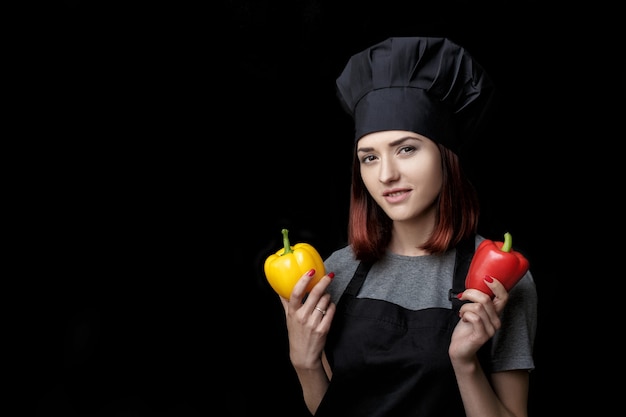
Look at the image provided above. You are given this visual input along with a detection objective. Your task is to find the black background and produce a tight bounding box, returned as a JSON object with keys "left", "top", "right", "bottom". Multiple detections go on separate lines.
{"left": 23, "top": 1, "right": 624, "bottom": 416}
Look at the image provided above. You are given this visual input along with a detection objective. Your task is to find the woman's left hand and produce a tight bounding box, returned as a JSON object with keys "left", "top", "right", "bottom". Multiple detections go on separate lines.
{"left": 449, "top": 275, "right": 509, "bottom": 362}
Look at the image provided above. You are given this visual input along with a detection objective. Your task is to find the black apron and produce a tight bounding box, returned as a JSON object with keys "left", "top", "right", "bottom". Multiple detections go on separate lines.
{"left": 316, "top": 238, "right": 491, "bottom": 417}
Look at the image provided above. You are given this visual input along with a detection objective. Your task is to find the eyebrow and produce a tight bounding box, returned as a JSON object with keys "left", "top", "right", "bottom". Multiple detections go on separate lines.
{"left": 357, "top": 135, "right": 421, "bottom": 153}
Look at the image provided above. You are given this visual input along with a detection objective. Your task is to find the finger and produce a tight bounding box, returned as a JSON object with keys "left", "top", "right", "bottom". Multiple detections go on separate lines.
{"left": 289, "top": 268, "right": 318, "bottom": 304}
{"left": 484, "top": 276, "right": 509, "bottom": 315}
{"left": 459, "top": 304, "right": 498, "bottom": 336}
{"left": 460, "top": 291, "right": 500, "bottom": 326}
{"left": 462, "top": 280, "right": 502, "bottom": 324}
{"left": 311, "top": 293, "right": 332, "bottom": 316}
{"left": 324, "top": 302, "right": 336, "bottom": 319}
{"left": 458, "top": 287, "right": 492, "bottom": 304}
{"left": 314, "top": 292, "right": 332, "bottom": 309}
{"left": 314, "top": 300, "right": 336, "bottom": 329}
{"left": 313, "top": 305, "right": 328, "bottom": 317}
{"left": 306, "top": 272, "right": 335, "bottom": 300}
{"left": 304, "top": 276, "right": 335, "bottom": 318}
{"left": 463, "top": 293, "right": 500, "bottom": 330}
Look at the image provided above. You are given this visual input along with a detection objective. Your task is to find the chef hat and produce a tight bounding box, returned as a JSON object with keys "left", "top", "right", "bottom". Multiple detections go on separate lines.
{"left": 336, "top": 37, "right": 496, "bottom": 152}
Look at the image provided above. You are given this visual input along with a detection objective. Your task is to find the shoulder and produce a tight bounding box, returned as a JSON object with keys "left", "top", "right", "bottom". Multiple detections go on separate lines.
{"left": 323, "top": 245, "right": 360, "bottom": 304}
{"left": 324, "top": 245, "right": 360, "bottom": 281}
{"left": 493, "top": 269, "right": 538, "bottom": 371}
{"left": 475, "top": 233, "right": 487, "bottom": 246}
{"left": 324, "top": 245, "right": 358, "bottom": 268}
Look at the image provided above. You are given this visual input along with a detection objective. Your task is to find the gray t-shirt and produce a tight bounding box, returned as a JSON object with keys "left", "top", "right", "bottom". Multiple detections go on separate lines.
{"left": 324, "top": 235, "right": 537, "bottom": 373}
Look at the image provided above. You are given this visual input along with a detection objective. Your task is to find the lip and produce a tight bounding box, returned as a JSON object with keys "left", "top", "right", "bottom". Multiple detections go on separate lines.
{"left": 382, "top": 188, "right": 411, "bottom": 204}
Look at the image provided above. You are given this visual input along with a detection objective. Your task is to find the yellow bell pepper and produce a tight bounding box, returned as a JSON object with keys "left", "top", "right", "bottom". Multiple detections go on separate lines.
{"left": 264, "top": 228, "right": 326, "bottom": 299}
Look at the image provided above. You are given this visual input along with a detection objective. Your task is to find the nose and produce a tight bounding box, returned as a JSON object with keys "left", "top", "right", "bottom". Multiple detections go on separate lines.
{"left": 379, "top": 158, "right": 399, "bottom": 184}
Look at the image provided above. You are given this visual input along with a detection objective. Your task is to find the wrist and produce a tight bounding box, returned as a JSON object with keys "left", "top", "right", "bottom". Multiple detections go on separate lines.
{"left": 450, "top": 356, "right": 480, "bottom": 375}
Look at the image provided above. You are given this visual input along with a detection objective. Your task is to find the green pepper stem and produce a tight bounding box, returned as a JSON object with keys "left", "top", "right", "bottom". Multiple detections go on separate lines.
{"left": 281, "top": 228, "right": 293, "bottom": 255}
{"left": 501, "top": 232, "right": 513, "bottom": 252}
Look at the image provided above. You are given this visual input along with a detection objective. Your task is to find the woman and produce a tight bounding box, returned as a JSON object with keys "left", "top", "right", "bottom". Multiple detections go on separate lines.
{"left": 280, "top": 37, "right": 537, "bottom": 417}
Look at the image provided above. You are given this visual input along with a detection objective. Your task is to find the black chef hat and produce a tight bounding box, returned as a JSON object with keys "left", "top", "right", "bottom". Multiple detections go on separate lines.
{"left": 336, "top": 37, "right": 495, "bottom": 153}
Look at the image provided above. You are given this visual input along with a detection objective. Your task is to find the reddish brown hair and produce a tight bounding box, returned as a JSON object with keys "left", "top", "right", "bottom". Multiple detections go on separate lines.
{"left": 348, "top": 144, "right": 479, "bottom": 263}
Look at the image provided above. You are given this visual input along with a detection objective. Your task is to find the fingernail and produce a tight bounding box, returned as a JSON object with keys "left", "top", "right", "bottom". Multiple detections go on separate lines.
{"left": 328, "top": 272, "right": 335, "bottom": 279}
{"left": 307, "top": 269, "right": 316, "bottom": 277}
{"left": 484, "top": 275, "right": 494, "bottom": 283}
{"left": 456, "top": 292, "right": 463, "bottom": 299}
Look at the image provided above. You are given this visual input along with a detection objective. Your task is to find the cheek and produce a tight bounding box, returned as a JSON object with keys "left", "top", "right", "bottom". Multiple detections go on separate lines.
{"left": 410, "top": 159, "right": 441, "bottom": 180}
{"left": 359, "top": 166, "right": 376, "bottom": 185}
{"left": 410, "top": 162, "right": 443, "bottom": 194}
{"left": 429, "top": 164, "right": 443, "bottom": 190}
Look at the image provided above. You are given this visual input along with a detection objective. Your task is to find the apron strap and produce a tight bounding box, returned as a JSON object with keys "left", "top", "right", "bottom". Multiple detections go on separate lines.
{"left": 343, "top": 260, "right": 372, "bottom": 297}
{"left": 448, "top": 236, "right": 476, "bottom": 309}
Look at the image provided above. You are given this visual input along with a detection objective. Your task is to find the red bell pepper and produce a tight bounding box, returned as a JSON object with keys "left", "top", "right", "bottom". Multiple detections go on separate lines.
{"left": 465, "top": 232, "right": 529, "bottom": 298}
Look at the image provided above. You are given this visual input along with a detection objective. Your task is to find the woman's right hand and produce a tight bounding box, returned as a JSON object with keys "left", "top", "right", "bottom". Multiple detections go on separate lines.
{"left": 280, "top": 269, "right": 335, "bottom": 370}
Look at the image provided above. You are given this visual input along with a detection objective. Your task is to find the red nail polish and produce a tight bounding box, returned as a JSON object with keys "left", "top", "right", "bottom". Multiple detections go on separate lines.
{"left": 307, "top": 269, "right": 316, "bottom": 277}
{"left": 456, "top": 292, "right": 463, "bottom": 299}
{"left": 328, "top": 272, "right": 335, "bottom": 279}
{"left": 484, "top": 275, "right": 494, "bottom": 283}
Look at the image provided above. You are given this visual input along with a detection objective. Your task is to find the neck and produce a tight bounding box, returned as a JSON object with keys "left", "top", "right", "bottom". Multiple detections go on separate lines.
{"left": 387, "top": 219, "right": 434, "bottom": 256}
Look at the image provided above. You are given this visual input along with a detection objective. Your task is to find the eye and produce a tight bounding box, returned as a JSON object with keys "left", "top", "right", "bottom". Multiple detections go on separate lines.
{"left": 360, "top": 154, "right": 378, "bottom": 164}
{"left": 398, "top": 145, "right": 416, "bottom": 155}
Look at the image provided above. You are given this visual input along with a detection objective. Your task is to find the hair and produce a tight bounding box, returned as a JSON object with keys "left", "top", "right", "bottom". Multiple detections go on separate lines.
{"left": 348, "top": 143, "right": 480, "bottom": 263}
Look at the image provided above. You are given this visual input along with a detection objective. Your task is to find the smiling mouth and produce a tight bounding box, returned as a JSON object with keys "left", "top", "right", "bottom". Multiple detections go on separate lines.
{"left": 384, "top": 190, "right": 409, "bottom": 197}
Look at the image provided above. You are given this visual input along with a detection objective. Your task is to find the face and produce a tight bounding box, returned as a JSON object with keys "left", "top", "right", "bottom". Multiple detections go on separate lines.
{"left": 357, "top": 130, "right": 443, "bottom": 223}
